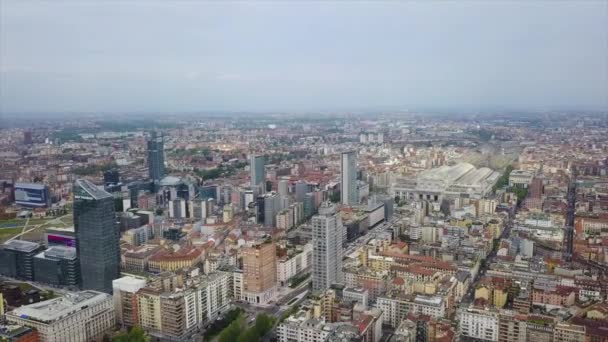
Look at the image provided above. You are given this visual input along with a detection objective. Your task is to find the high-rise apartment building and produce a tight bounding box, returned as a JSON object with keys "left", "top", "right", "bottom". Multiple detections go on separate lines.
{"left": 250, "top": 155, "right": 266, "bottom": 189}
{"left": 242, "top": 239, "right": 277, "bottom": 304}
{"left": 147, "top": 131, "right": 165, "bottom": 182}
{"left": 112, "top": 276, "right": 147, "bottom": 328}
{"left": 341, "top": 151, "right": 357, "bottom": 205}
{"left": 74, "top": 179, "right": 120, "bottom": 293}
{"left": 312, "top": 202, "right": 343, "bottom": 292}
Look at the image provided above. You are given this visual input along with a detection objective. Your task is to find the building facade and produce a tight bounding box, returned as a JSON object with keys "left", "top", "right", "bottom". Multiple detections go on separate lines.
{"left": 341, "top": 151, "right": 357, "bottom": 205}
{"left": 312, "top": 203, "right": 344, "bottom": 292}
{"left": 6, "top": 291, "right": 114, "bottom": 342}
{"left": 73, "top": 179, "right": 120, "bottom": 293}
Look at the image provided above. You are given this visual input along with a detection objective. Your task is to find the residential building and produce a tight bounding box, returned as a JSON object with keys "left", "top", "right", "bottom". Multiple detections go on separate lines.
{"left": 242, "top": 239, "right": 277, "bottom": 304}
{"left": 460, "top": 307, "right": 499, "bottom": 342}
{"left": 312, "top": 203, "right": 344, "bottom": 292}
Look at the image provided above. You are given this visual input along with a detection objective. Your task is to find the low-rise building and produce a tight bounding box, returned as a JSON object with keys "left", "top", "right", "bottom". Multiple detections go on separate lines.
{"left": 6, "top": 291, "right": 114, "bottom": 342}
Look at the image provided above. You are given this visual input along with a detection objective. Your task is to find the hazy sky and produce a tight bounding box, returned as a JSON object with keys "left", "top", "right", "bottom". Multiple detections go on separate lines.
{"left": 1, "top": 1, "right": 607, "bottom": 114}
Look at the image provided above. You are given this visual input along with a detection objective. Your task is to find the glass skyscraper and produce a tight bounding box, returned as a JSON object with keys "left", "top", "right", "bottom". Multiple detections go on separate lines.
{"left": 73, "top": 179, "right": 120, "bottom": 293}
{"left": 341, "top": 151, "right": 357, "bottom": 205}
{"left": 250, "top": 155, "right": 266, "bottom": 188}
{"left": 147, "top": 131, "right": 165, "bottom": 182}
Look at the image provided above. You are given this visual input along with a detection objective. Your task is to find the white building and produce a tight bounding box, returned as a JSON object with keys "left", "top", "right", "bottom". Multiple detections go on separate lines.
{"left": 392, "top": 162, "right": 500, "bottom": 202}
{"left": 113, "top": 276, "right": 147, "bottom": 327}
{"left": 375, "top": 295, "right": 412, "bottom": 328}
{"left": 312, "top": 203, "right": 344, "bottom": 292}
{"left": 6, "top": 291, "right": 114, "bottom": 342}
{"left": 509, "top": 170, "right": 534, "bottom": 188}
{"left": 412, "top": 295, "right": 445, "bottom": 318}
{"left": 197, "top": 271, "right": 232, "bottom": 323}
{"left": 459, "top": 307, "right": 499, "bottom": 342}
{"left": 343, "top": 287, "right": 369, "bottom": 309}
{"left": 277, "top": 312, "right": 332, "bottom": 342}
{"left": 277, "top": 243, "right": 313, "bottom": 286}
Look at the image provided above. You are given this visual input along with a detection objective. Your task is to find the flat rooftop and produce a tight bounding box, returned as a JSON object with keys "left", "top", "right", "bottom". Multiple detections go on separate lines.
{"left": 9, "top": 290, "right": 110, "bottom": 324}
{"left": 35, "top": 246, "right": 77, "bottom": 260}
{"left": 3, "top": 240, "right": 40, "bottom": 253}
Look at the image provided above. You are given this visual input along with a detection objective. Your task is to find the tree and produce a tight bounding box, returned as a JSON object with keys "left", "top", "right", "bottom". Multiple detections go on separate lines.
{"left": 219, "top": 317, "right": 243, "bottom": 342}
{"left": 254, "top": 314, "right": 275, "bottom": 336}
{"left": 112, "top": 327, "right": 149, "bottom": 342}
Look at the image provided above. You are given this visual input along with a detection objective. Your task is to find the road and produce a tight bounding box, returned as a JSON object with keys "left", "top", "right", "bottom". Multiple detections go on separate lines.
{"left": 461, "top": 210, "right": 514, "bottom": 304}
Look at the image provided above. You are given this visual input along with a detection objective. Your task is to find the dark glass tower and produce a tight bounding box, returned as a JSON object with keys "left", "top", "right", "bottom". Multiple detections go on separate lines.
{"left": 147, "top": 131, "right": 165, "bottom": 182}
{"left": 73, "top": 179, "right": 119, "bottom": 293}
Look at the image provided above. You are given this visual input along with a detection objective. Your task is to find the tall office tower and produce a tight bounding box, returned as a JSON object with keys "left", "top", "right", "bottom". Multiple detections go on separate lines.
{"left": 312, "top": 203, "right": 343, "bottom": 292}
{"left": 73, "top": 179, "right": 120, "bottom": 293}
{"left": 250, "top": 155, "right": 266, "bottom": 189}
{"left": 242, "top": 239, "right": 277, "bottom": 304}
{"left": 23, "top": 131, "right": 33, "bottom": 145}
{"left": 341, "top": 151, "right": 357, "bottom": 205}
{"left": 147, "top": 131, "right": 165, "bottom": 182}
{"left": 295, "top": 181, "right": 308, "bottom": 203}
{"left": 263, "top": 193, "right": 280, "bottom": 228}
{"left": 278, "top": 179, "right": 289, "bottom": 197}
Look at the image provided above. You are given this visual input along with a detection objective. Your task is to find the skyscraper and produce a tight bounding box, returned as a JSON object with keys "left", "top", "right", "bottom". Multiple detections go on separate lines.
{"left": 242, "top": 239, "right": 277, "bottom": 304}
{"left": 147, "top": 131, "right": 165, "bottom": 182}
{"left": 312, "top": 202, "right": 343, "bottom": 292}
{"left": 73, "top": 179, "right": 120, "bottom": 293}
{"left": 341, "top": 151, "right": 357, "bottom": 205}
{"left": 250, "top": 155, "right": 266, "bottom": 189}
{"left": 278, "top": 179, "right": 289, "bottom": 197}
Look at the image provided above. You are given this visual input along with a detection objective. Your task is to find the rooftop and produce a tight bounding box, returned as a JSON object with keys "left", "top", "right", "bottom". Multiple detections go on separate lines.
{"left": 15, "top": 183, "right": 47, "bottom": 190}
{"left": 8, "top": 290, "right": 110, "bottom": 324}
{"left": 35, "top": 246, "right": 77, "bottom": 260}
{"left": 74, "top": 179, "right": 112, "bottom": 200}
{"left": 3, "top": 240, "right": 40, "bottom": 253}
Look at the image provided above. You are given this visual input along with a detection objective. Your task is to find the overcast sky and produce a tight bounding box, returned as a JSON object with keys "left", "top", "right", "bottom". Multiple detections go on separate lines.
{"left": 1, "top": 1, "right": 607, "bottom": 114}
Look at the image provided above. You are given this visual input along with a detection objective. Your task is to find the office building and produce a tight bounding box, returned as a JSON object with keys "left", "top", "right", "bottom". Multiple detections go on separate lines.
{"left": 341, "top": 151, "right": 357, "bottom": 205}
{"left": 0, "top": 240, "right": 42, "bottom": 281}
{"left": 312, "top": 202, "right": 344, "bottom": 292}
{"left": 295, "top": 181, "right": 309, "bottom": 203}
{"left": 278, "top": 179, "right": 289, "bottom": 197}
{"left": 73, "top": 179, "right": 120, "bottom": 293}
{"left": 250, "top": 155, "right": 266, "bottom": 189}
{"left": 14, "top": 183, "right": 51, "bottom": 208}
{"left": 103, "top": 169, "right": 120, "bottom": 186}
{"left": 242, "top": 239, "right": 277, "bottom": 304}
{"left": 147, "top": 131, "right": 165, "bottom": 182}
{"left": 6, "top": 290, "right": 114, "bottom": 342}
{"left": 33, "top": 246, "right": 80, "bottom": 286}
{"left": 23, "top": 130, "right": 33, "bottom": 145}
